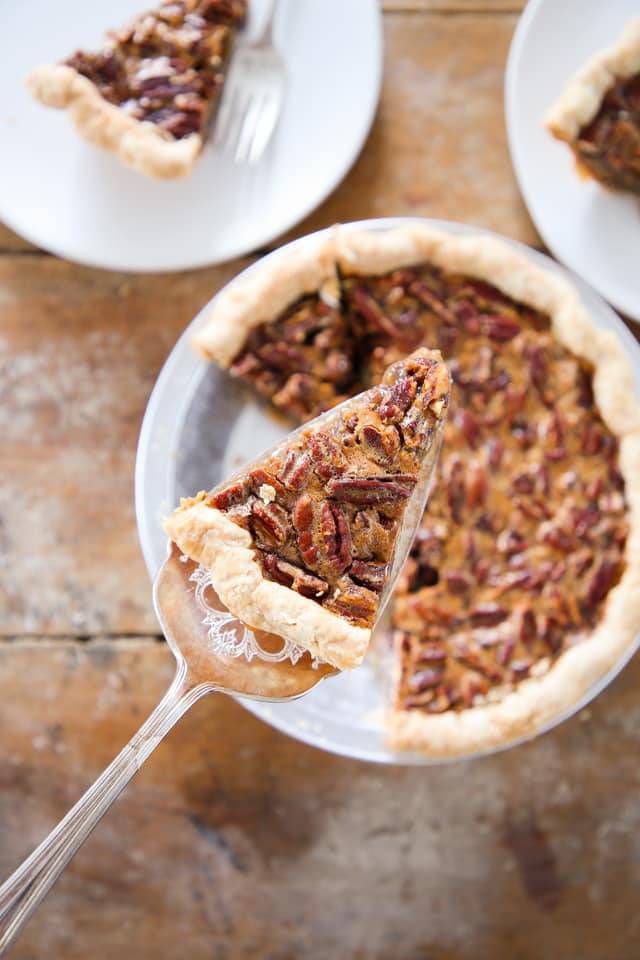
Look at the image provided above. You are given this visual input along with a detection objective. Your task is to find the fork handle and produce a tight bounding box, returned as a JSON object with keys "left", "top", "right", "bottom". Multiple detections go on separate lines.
{"left": 0, "top": 665, "right": 209, "bottom": 955}
{"left": 255, "top": 0, "right": 278, "bottom": 44}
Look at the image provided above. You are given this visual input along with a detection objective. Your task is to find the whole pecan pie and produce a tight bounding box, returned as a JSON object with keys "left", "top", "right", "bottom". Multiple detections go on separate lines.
{"left": 545, "top": 17, "right": 640, "bottom": 195}
{"left": 191, "top": 223, "right": 640, "bottom": 756}
{"left": 164, "top": 348, "right": 450, "bottom": 671}
{"left": 26, "top": 0, "right": 247, "bottom": 178}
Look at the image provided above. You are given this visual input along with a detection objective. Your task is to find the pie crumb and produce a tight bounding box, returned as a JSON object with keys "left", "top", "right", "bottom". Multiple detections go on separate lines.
{"left": 259, "top": 483, "right": 276, "bottom": 504}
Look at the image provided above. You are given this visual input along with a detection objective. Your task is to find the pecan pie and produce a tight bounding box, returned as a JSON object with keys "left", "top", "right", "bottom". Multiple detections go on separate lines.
{"left": 26, "top": 0, "right": 247, "bottom": 178}
{"left": 164, "top": 348, "right": 450, "bottom": 671}
{"left": 545, "top": 18, "right": 640, "bottom": 195}
{"left": 192, "top": 223, "right": 640, "bottom": 756}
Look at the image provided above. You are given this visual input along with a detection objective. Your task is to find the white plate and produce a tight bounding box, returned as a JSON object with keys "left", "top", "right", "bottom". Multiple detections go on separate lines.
{"left": 135, "top": 217, "right": 640, "bottom": 765}
{"left": 0, "top": 0, "right": 382, "bottom": 272}
{"left": 505, "top": 0, "right": 640, "bottom": 321}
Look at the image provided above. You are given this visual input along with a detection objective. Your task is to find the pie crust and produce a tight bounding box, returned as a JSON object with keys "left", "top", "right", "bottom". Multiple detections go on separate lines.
{"left": 194, "top": 231, "right": 341, "bottom": 365}
{"left": 26, "top": 0, "right": 246, "bottom": 179}
{"left": 164, "top": 347, "right": 450, "bottom": 672}
{"left": 164, "top": 492, "right": 370, "bottom": 670}
{"left": 27, "top": 64, "right": 201, "bottom": 179}
{"left": 193, "top": 223, "right": 640, "bottom": 756}
{"left": 545, "top": 17, "right": 640, "bottom": 143}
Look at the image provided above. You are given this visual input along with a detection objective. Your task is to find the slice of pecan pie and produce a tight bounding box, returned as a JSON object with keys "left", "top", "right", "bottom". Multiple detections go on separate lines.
{"left": 192, "top": 223, "right": 640, "bottom": 756}
{"left": 545, "top": 17, "right": 640, "bottom": 195}
{"left": 26, "top": 0, "right": 247, "bottom": 178}
{"left": 164, "top": 348, "right": 450, "bottom": 671}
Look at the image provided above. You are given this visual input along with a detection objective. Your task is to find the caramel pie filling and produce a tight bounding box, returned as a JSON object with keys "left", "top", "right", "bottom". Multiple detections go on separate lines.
{"left": 65, "top": 0, "right": 247, "bottom": 141}
{"left": 228, "top": 264, "right": 628, "bottom": 712}
{"left": 208, "top": 351, "right": 450, "bottom": 629}
{"left": 576, "top": 73, "right": 640, "bottom": 194}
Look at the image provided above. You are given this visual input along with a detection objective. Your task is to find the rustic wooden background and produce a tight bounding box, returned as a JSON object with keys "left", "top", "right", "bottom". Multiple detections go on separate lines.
{"left": 3, "top": 1, "right": 640, "bottom": 958}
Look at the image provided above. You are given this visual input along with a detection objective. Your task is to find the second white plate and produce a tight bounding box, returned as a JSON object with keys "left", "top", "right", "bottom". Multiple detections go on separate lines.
{"left": 0, "top": 0, "right": 382, "bottom": 272}
{"left": 505, "top": 0, "right": 640, "bottom": 321}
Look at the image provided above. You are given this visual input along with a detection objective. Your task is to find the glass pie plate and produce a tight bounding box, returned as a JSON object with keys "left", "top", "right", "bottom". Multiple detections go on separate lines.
{"left": 135, "top": 217, "right": 640, "bottom": 764}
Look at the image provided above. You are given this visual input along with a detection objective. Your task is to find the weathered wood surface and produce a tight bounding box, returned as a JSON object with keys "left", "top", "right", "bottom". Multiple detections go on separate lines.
{"left": 1, "top": 641, "right": 640, "bottom": 960}
{"left": 1, "top": 4, "right": 639, "bottom": 959}
{"left": 0, "top": 223, "right": 35, "bottom": 253}
{"left": 284, "top": 13, "right": 538, "bottom": 249}
{"left": 0, "top": 256, "right": 252, "bottom": 636}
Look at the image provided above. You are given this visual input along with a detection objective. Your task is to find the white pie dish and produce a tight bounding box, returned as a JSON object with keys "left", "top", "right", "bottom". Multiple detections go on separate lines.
{"left": 135, "top": 217, "right": 640, "bottom": 764}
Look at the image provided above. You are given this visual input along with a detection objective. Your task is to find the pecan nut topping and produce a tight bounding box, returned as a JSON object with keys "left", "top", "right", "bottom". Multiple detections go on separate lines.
{"left": 225, "top": 255, "right": 629, "bottom": 715}
{"left": 205, "top": 348, "right": 450, "bottom": 630}
{"left": 63, "top": 0, "right": 247, "bottom": 142}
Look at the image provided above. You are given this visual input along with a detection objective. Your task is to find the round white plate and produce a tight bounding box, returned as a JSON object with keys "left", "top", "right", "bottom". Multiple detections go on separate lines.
{"left": 0, "top": 0, "right": 382, "bottom": 272}
{"left": 135, "top": 218, "right": 640, "bottom": 765}
{"left": 505, "top": 0, "right": 640, "bottom": 321}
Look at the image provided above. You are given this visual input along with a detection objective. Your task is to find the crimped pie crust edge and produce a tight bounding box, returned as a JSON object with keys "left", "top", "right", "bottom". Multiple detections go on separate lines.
{"left": 26, "top": 63, "right": 201, "bottom": 179}
{"left": 544, "top": 17, "right": 640, "bottom": 143}
{"left": 189, "top": 221, "right": 640, "bottom": 756}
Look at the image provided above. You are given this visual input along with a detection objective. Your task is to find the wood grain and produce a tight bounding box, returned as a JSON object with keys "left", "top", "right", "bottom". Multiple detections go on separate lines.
{"left": 0, "top": 222, "right": 36, "bottom": 253}
{"left": 1, "top": 5, "right": 638, "bottom": 959}
{"left": 281, "top": 13, "right": 539, "bottom": 249}
{"left": 0, "top": 256, "right": 251, "bottom": 636}
{"left": 0, "top": 13, "right": 538, "bottom": 636}
{"left": 1, "top": 640, "right": 640, "bottom": 960}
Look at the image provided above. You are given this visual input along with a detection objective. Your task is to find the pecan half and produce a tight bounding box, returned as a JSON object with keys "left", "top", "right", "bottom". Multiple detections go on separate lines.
{"left": 416, "top": 641, "right": 447, "bottom": 662}
{"left": 350, "top": 560, "right": 388, "bottom": 592}
{"left": 208, "top": 480, "right": 247, "bottom": 511}
{"left": 584, "top": 557, "right": 620, "bottom": 609}
{"left": 358, "top": 422, "right": 401, "bottom": 465}
{"left": 326, "top": 476, "right": 417, "bottom": 505}
{"left": 327, "top": 578, "right": 378, "bottom": 624}
{"left": 480, "top": 314, "right": 521, "bottom": 341}
{"left": 456, "top": 408, "right": 482, "bottom": 449}
{"left": 518, "top": 608, "right": 537, "bottom": 646}
{"left": 263, "top": 555, "right": 328, "bottom": 598}
{"left": 469, "top": 604, "right": 509, "bottom": 627}
{"left": 251, "top": 502, "right": 290, "bottom": 547}
{"left": 279, "top": 449, "right": 312, "bottom": 491}
{"left": 444, "top": 569, "right": 473, "bottom": 594}
{"left": 320, "top": 502, "right": 352, "bottom": 573}
{"left": 527, "top": 344, "right": 552, "bottom": 404}
{"left": 408, "top": 668, "right": 444, "bottom": 693}
{"left": 309, "top": 431, "right": 346, "bottom": 481}
{"left": 292, "top": 494, "right": 318, "bottom": 566}
{"left": 459, "top": 671, "right": 489, "bottom": 706}
{"left": 378, "top": 377, "right": 417, "bottom": 422}
{"left": 487, "top": 437, "right": 504, "bottom": 471}
{"left": 444, "top": 457, "right": 466, "bottom": 524}
{"left": 248, "top": 468, "right": 286, "bottom": 500}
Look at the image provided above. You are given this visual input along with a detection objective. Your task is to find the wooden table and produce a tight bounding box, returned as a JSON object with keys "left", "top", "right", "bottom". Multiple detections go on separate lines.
{"left": 2, "top": 2, "right": 640, "bottom": 957}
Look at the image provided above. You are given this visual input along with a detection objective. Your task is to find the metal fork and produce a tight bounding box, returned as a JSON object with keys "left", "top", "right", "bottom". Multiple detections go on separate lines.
{"left": 215, "top": 0, "right": 286, "bottom": 165}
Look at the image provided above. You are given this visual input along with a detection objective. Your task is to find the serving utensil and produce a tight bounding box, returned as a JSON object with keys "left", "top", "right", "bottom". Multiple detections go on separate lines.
{"left": 215, "top": 0, "right": 286, "bottom": 164}
{"left": 0, "top": 386, "right": 447, "bottom": 953}
{"left": 0, "top": 545, "right": 335, "bottom": 953}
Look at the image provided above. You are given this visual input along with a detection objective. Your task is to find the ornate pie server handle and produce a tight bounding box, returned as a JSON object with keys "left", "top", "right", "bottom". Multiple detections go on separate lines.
{"left": 0, "top": 666, "right": 210, "bottom": 955}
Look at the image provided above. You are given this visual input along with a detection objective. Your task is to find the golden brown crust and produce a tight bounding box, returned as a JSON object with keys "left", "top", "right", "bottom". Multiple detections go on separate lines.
{"left": 334, "top": 223, "right": 640, "bottom": 756}
{"left": 26, "top": 63, "right": 201, "bottom": 179}
{"left": 389, "top": 430, "right": 640, "bottom": 756}
{"left": 545, "top": 17, "right": 640, "bottom": 143}
{"left": 163, "top": 493, "right": 370, "bottom": 671}
{"left": 193, "top": 232, "right": 341, "bottom": 366}
{"left": 191, "top": 220, "right": 640, "bottom": 755}
{"left": 335, "top": 224, "right": 640, "bottom": 439}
